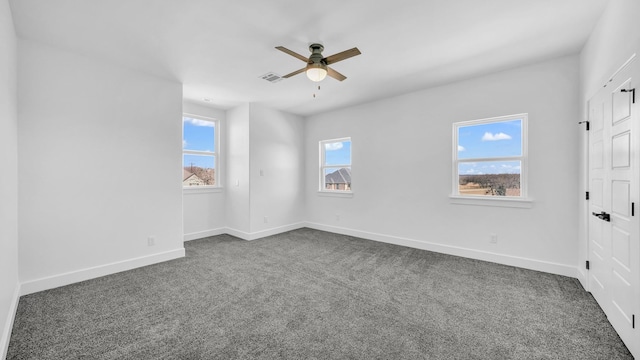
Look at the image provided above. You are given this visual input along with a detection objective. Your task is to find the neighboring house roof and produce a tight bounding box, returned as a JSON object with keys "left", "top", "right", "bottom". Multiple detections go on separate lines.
{"left": 183, "top": 169, "right": 204, "bottom": 183}
{"left": 325, "top": 168, "right": 351, "bottom": 184}
{"left": 183, "top": 169, "right": 194, "bottom": 181}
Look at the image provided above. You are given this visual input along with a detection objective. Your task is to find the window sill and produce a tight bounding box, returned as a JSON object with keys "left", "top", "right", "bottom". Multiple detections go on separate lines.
{"left": 449, "top": 195, "right": 533, "bottom": 208}
{"left": 183, "top": 186, "right": 223, "bottom": 194}
{"left": 317, "top": 191, "right": 354, "bottom": 198}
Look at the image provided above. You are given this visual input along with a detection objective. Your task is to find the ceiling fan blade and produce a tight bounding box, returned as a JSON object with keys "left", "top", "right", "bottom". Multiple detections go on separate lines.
{"left": 327, "top": 67, "right": 347, "bottom": 81}
{"left": 282, "top": 68, "right": 306, "bottom": 78}
{"left": 324, "top": 47, "right": 361, "bottom": 65}
{"left": 275, "top": 46, "right": 309, "bottom": 62}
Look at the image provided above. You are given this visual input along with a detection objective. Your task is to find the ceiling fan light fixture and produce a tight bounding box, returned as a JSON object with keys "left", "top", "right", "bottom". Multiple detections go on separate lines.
{"left": 276, "top": 44, "right": 359, "bottom": 82}
{"left": 306, "top": 63, "right": 327, "bottom": 82}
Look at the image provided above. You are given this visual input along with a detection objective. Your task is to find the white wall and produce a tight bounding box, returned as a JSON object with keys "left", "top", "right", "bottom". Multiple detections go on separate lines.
{"left": 305, "top": 55, "right": 580, "bottom": 276}
{"left": 182, "top": 101, "right": 227, "bottom": 240}
{"left": 0, "top": 0, "right": 19, "bottom": 357}
{"left": 225, "top": 103, "right": 251, "bottom": 234}
{"left": 17, "top": 39, "right": 185, "bottom": 294}
{"left": 248, "top": 103, "right": 305, "bottom": 235}
{"left": 580, "top": 0, "right": 640, "bottom": 100}
{"left": 223, "top": 103, "right": 305, "bottom": 239}
{"left": 577, "top": 0, "right": 640, "bottom": 287}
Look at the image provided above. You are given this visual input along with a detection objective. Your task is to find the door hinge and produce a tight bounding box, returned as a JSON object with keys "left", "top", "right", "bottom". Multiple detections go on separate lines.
{"left": 586, "top": 192, "right": 590, "bottom": 200}
{"left": 578, "top": 121, "right": 590, "bottom": 130}
{"left": 621, "top": 88, "right": 635, "bottom": 104}
{"left": 632, "top": 202, "right": 635, "bottom": 216}
{"left": 586, "top": 260, "right": 590, "bottom": 270}
{"left": 633, "top": 314, "right": 635, "bottom": 329}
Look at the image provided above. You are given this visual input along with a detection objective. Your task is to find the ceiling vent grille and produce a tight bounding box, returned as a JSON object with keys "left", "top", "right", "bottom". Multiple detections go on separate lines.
{"left": 260, "top": 72, "right": 283, "bottom": 83}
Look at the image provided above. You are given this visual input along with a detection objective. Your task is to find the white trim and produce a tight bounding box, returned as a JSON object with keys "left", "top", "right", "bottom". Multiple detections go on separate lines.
{"left": 183, "top": 112, "right": 217, "bottom": 122}
{"left": 223, "top": 227, "right": 252, "bottom": 240}
{"left": 303, "top": 222, "right": 577, "bottom": 278}
{"left": 184, "top": 228, "right": 226, "bottom": 241}
{"left": 19, "top": 248, "right": 185, "bottom": 296}
{"left": 225, "top": 223, "right": 306, "bottom": 241}
{"left": 602, "top": 53, "right": 637, "bottom": 88}
{"left": 245, "top": 223, "right": 306, "bottom": 240}
{"left": 317, "top": 191, "right": 354, "bottom": 198}
{"left": 1, "top": 282, "right": 20, "bottom": 360}
{"left": 183, "top": 186, "right": 224, "bottom": 194}
{"left": 183, "top": 149, "right": 215, "bottom": 156}
{"left": 449, "top": 195, "right": 533, "bottom": 208}
{"left": 454, "top": 113, "right": 528, "bottom": 127}
{"left": 576, "top": 266, "right": 588, "bottom": 291}
{"left": 186, "top": 222, "right": 577, "bottom": 277}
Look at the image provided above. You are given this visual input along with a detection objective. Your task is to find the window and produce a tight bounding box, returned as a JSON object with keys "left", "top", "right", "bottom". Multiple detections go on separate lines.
{"left": 183, "top": 115, "right": 218, "bottom": 188}
{"left": 453, "top": 114, "right": 527, "bottom": 198}
{"left": 320, "top": 138, "right": 352, "bottom": 192}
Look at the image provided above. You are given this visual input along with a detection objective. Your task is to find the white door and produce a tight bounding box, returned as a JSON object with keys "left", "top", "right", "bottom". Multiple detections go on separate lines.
{"left": 588, "top": 56, "right": 640, "bottom": 357}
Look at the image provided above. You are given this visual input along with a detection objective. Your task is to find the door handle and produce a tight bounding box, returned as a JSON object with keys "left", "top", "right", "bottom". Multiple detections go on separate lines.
{"left": 592, "top": 211, "right": 611, "bottom": 222}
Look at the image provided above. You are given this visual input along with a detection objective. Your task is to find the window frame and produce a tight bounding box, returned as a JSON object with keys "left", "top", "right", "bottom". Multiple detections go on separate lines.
{"left": 182, "top": 113, "right": 220, "bottom": 190}
{"left": 319, "top": 137, "right": 352, "bottom": 194}
{"left": 451, "top": 113, "right": 530, "bottom": 207}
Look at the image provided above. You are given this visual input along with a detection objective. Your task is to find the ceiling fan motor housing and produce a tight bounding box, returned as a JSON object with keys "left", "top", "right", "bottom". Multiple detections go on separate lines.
{"left": 308, "top": 43, "right": 325, "bottom": 65}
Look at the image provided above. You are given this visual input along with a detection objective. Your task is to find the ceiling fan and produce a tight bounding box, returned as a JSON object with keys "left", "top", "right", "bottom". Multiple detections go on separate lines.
{"left": 275, "top": 43, "right": 361, "bottom": 82}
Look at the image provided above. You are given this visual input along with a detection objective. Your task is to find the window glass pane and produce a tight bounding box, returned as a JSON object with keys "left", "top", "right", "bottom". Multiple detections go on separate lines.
{"left": 458, "top": 119, "right": 522, "bottom": 159}
{"left": 324, "top": 140, "right": 351, "bottom": 166}
{"left": 183, "top": 154, "right": 215, "bottom": 186}
{"left": 458, "top": 161, "right": 520, "bottom": 196}
{"left": 324, "top": 167, "right": 351, "bottom": 191}
{"left": 183, "top": 117, "right": 215, "bottom": 152}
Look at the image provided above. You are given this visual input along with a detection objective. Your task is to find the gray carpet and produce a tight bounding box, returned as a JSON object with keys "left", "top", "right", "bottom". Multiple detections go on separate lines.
{"left": 7, "top": 228, "right": 633, "bottom": 359}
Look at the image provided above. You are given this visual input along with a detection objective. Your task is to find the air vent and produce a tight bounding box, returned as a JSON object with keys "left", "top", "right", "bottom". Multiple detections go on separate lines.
{"left": 260, "top": 72, "right": 283, "bottom": 83}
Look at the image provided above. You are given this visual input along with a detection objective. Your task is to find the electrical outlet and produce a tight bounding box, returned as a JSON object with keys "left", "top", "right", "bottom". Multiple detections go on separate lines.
{"left": 235, "top": 179, "right": 240, "bottom": 187}
{"left": 147, "top": 236, "right": 156, "bottom": 246}
{"left": 490, "top": 233, "right": 498, "bottom": 244}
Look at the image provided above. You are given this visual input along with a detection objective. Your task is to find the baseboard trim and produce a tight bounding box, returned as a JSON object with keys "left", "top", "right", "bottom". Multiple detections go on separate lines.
{"left": 1, "top": 282, "right": 20, "bottom": 360}
{"left": 304, "top": 222, "right": 578, "bottom": 278}
{"left": 183, "top": 222, "right": 578, "bottom": 277}
{"left": 20, "top": 248, "right": 185, "bottom": 296}
{"left": 225, "top": 223, "right": 306, "bottom": 241}
{"left": 184, "top": 228, "right": 226, "bottom": 242}
{"left": 18, "top": 222, "right": 305, "bottom": 296}
{"left": 242, "top": 223, "right": 306, "bottom": 241}
{"left": 223, "top": 227, "right": 252, "bottom": 240}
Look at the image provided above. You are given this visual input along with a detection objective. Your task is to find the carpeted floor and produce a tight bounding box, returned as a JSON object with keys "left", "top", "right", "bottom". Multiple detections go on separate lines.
{"left": 7, "top": 228, "right": 633, "bottom": 359}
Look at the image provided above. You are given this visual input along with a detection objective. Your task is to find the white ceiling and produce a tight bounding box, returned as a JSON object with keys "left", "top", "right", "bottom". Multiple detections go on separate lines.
{"left": 9, "top": 0, "right": 609, "bottom": 116}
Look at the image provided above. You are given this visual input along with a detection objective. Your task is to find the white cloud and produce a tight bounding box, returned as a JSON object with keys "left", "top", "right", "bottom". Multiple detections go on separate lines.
{"left": 325, "top": 142, "right": 344, "bottom": 151}
{"left": 458, "top": 145, "right": 465, "bottom": 151}
{"left": 463, "top": 168, "right": 483, "bottom": 175}
{"left": 482, "top": 132, "right": 512, "bottom": 141}
{"left": 184, "top": 117, "right": 215, "bottom": 127}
